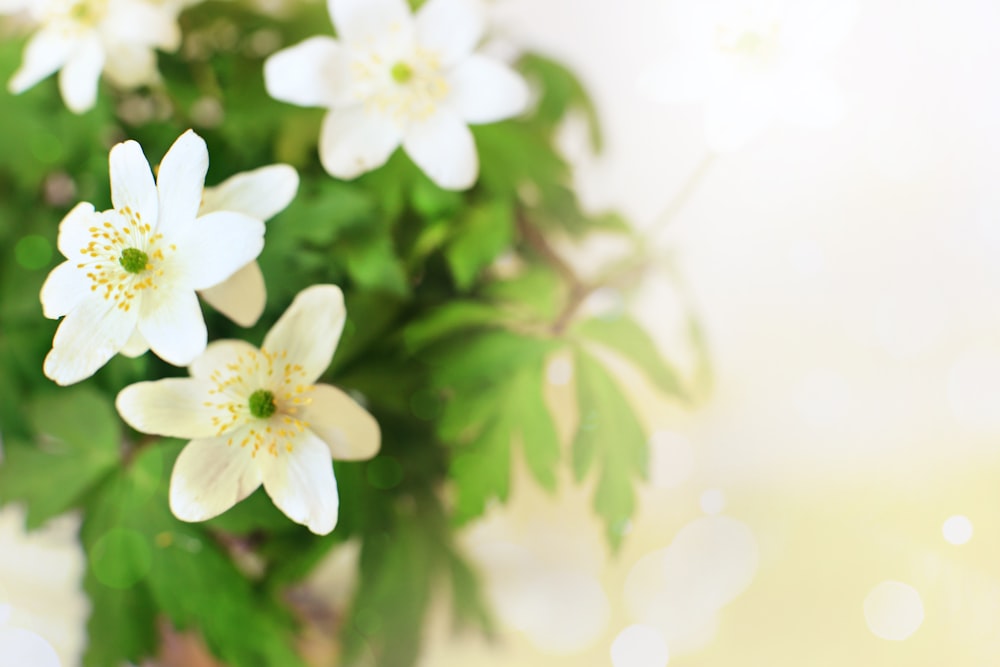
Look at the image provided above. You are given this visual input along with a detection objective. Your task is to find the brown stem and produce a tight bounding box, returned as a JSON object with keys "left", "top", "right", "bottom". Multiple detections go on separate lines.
{"left": 517, "top": 154, "right": 715, "bottom": 335}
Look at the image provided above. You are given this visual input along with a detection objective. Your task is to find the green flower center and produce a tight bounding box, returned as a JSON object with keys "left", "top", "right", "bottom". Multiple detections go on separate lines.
{"left": 248, "top": 389, "right": 277, "bottom": 419}
{"left": 118, "top": 247, "right": 149, "bottom": 274}
{"left": 391, "top": 62, "right": 414, "bottom": 84}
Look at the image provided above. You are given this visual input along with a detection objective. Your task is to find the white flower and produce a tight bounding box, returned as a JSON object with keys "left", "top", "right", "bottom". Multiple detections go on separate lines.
{"left": 115, "top": 164, "right": 300, "bottom": 356}
{"left": 0, "top": 505, "right": 88, "bottom": 667}
{"left": 115, "top": 285, "right": 381, "bottom": 535}
{"left": 4, "top": 0, "right": 184, "bottom": 113}
{"left": 0, "top": 605, "right": 61, "bottom": 667}
{"left": 263, "top": 0, "right": 529, "bottom": 190}
{"left": 39, "top": 130, "right": 266, "bottom": 386}
{"left": 640, "top": 0, "right": 856, "bottom": 152}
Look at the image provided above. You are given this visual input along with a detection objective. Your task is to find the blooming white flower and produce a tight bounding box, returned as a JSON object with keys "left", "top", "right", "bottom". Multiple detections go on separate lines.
{"left": 0, "top": 605, "right": 61, "bottom": 667}
{"left": 263, "top": 0, "right": 529, "bottom": 190}
{"left": 3, "top": 0, "right": 185, "bottom": 113}
{"left": 0, "top": 504, "right": 87, "bottom": 667}
{"left": 115, "top": 284, "right": 381, "bottom": 535}
{"left": 115, "top": 164, "right": 300, "bottom": 358}
{"left": 39, "top": 130, "right": 266, "bottom": 385}
{"left": 640, "top": 0, "right": 856, "bottom": 152}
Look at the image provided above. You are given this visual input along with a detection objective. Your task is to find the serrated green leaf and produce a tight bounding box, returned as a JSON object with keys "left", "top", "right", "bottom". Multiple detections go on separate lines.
{"left": 450, "top": 416, "right": 511, "bottom": 523}
{"left": 510, "top": 364, "right": 560, "bottom": 491}
{"left": 572, "top": 350, "right": 649, "bottom": 549}
{"left": 574, "top": 315, "right": 687, "bottom": 399}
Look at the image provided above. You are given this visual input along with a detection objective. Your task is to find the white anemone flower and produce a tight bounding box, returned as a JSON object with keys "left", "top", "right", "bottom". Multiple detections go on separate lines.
{"left": 0, "top": 605, "right": 61, "bottom": 667}
{"left": 116, "top": 164, "right": 300, "bottom": 359}
{"left": 263, "top": 0, "right": 529, "bottom": 191}
{"left": 115, "top": 285, "right": 381, "bottom": 535}
{"left": 4, "top": 0, "right": 184, "bottom": 113}
{"left": 39, "top": 130, "right": 266, "bottom": 386}
{"left": 640, "top": 0, "right": 856, "bottom": 152}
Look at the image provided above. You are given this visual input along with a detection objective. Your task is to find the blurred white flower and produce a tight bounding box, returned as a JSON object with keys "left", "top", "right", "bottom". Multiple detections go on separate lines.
{"left": 0, "top": 604, "right": 61, "bottom": 667}
{"left": 263, "top": 0, "right": 529, "bottom": 190}
{"left": 116, "top": 285, "right": 381, "bottom": 535}
{"left": 3, "top": 0, "right": 184, "bottom": 113}
{"left": 39, "top": 130, "right": 266, "bottom": 385}
{"left": 641, "top": 0, "right": 856, "bottom": 152}
{"left": 0, "top": 505, "right": 88, "bottom": 667}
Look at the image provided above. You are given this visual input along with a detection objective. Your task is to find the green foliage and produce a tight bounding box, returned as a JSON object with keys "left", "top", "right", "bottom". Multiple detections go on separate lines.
{"left": 0, "top": 1, "right": 702, "bottom": 665}
{"left": 572, "top": 350, "right": 650, "bottom": 550}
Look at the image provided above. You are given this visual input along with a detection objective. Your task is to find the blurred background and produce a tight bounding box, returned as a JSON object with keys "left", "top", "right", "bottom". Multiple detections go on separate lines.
{"left": 6, "top": 0, "right": 1000, "bottom": 665}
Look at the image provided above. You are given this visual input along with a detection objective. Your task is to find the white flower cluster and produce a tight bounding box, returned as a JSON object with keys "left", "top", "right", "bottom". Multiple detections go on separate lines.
{"left": 38, "top": 129, "right": 379, "bottom": 535}
{"left": 21, "top": 0, "right": 529, "bottom": 535}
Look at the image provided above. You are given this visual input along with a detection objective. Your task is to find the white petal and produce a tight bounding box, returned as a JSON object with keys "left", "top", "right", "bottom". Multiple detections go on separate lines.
{"left": 0, "top": 627, "right": 60, "bottom": 667}
{"left": 198, "top": 262, "right": 267, "bottom": 328}
{"left": 156, "top": 130, "right": 208, "bottom": 237}
{"left": 782, "top": 0, "right": 858, "bottom": 61}
{"left": 704, "top": 81, "right": 777, "bottom": 153}
{"left": 43, "top": 296, "right": 138, "bottom": 385}
{"left": 262, "top": 284, "right": 346, "bottom": 384}
{"left": 259, "top": 429, "right": 339, "bottom": 535}
{"left": 58, "top": 34, "right": 105, "bottom": 114}
{"left": 402, "top": 108, "right": 477, "bottom": 190}
{"left": 318, "top": 107, "right": 402, "bottom": 180}
{"left": 103, "top": 43, "right": 158, "bottom": 88}
{"left": 416, "top": 0, "right": 484, "bottom": 67}
{"left": 170, "top": 210, "right": 265, "bottom": 290}
{"left": 638, "top": 59, "right": 713, "bottom": 105}
{"left": 55, "top": 201, "right": 97, "bottom": 260}
{"left": 447, "top": 55, "right": 528, "bottom": 124}
{"left": 776, "top": 74, "right": 845, "bottom": 128}
{"left": 189, "top": 339, "right": 260, "bottom": 381}
{"left": 116, "top": 378, "right": 224, "bottom": 438}
{"left": 264, "top": 37, "right": 353, "bottom": 109}
{"left": 40, "top": 261, "right": 88, "bottom": 319}
{"left": 302, "top": 384, "right": 380, "bottom": 460}
{"left": 8, "top": 27, "right": 74, "bottom": 94}
{"left": 103, "top": 2, "right": 181, "bottom": 51}
{"left": 169, "top": 433, "right": 263, "bottom": 522}
{"left": 109, "top": 141, "right": 158, "bottom": 228}
{"left": 329, "top": 0, "right": 412, "bottom": 44}
{"left": 120, "top": 329, "right": 149, "bottom": 357}
{"left": 138, "top": 288, "right": 207, "bottom": 366}
{"left": 200, "top": 164, "right": 300, "bottom": 220}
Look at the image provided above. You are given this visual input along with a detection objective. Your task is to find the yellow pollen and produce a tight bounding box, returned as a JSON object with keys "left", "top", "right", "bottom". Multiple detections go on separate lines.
{"left": 201, "top": 347, "right": 315, "bottom": 458}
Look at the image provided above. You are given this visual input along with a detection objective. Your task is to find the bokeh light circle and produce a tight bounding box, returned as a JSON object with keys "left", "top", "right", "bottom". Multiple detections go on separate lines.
{"left": 863, "top": 581, "right": 924, "bottom": 641}
{"left": 611, "top": 624, "right": 669, "bottom": 667}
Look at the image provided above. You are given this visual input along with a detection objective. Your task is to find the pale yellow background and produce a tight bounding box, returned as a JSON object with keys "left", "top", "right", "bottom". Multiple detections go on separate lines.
{"left": 416, "top": 0, "right": 1000, "bottom": 665}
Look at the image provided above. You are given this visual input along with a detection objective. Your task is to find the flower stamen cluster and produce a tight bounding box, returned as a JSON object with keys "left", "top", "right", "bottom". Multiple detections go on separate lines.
{"left": 202, "top": 348, "right": 314, "bottom": 458}
{"left": 77, "top": 210, "right": 176, "bottom": 311}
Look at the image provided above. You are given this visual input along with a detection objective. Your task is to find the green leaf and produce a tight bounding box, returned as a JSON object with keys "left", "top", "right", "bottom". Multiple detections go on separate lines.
{"left": 344, "top": 232, "right": 410, "bottom": 296}
{"left": 574, "top": 315, "right": 687, "bottom": 399}
{"left": 572, "top": 350, "right": 649, "bottom": 549}
{"left": 0, "top": 388, "right": 121, "bottom": 528}
{"left": 450, "top": 415, "right": 512, "bottom": 523}
{"left": 445, "top": 201, "right": 515, "bottom": 290}
{"left": 481, "top": 265, "right": 563, "bottom": 321}
{"left": 403, "top": 301, "right": 506, "bottom": 352}
{"left": 82, "top": 443, "right": 307, "bottom": 667}
{"left": 519, "top": 52, "right": 604, "bottom": 152}
{"left": 509, "top": 364, "right": 560, "bottom": 491}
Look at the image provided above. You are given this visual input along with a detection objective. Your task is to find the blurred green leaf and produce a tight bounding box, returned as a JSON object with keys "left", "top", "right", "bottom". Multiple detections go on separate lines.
{"left": 445, "top": 201, "right": 515, "bottom": 290}
{"left": 574, "top": 315, "right": 687, "bottom": 399}
{"left": 572, "top": 350, "right": 649, "bottom": 549}
{"left": 519, "top": 52, "right": 604, "bottom": 152}
{"left": 0, "top": 388, "right": 121, "bottom": 528}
